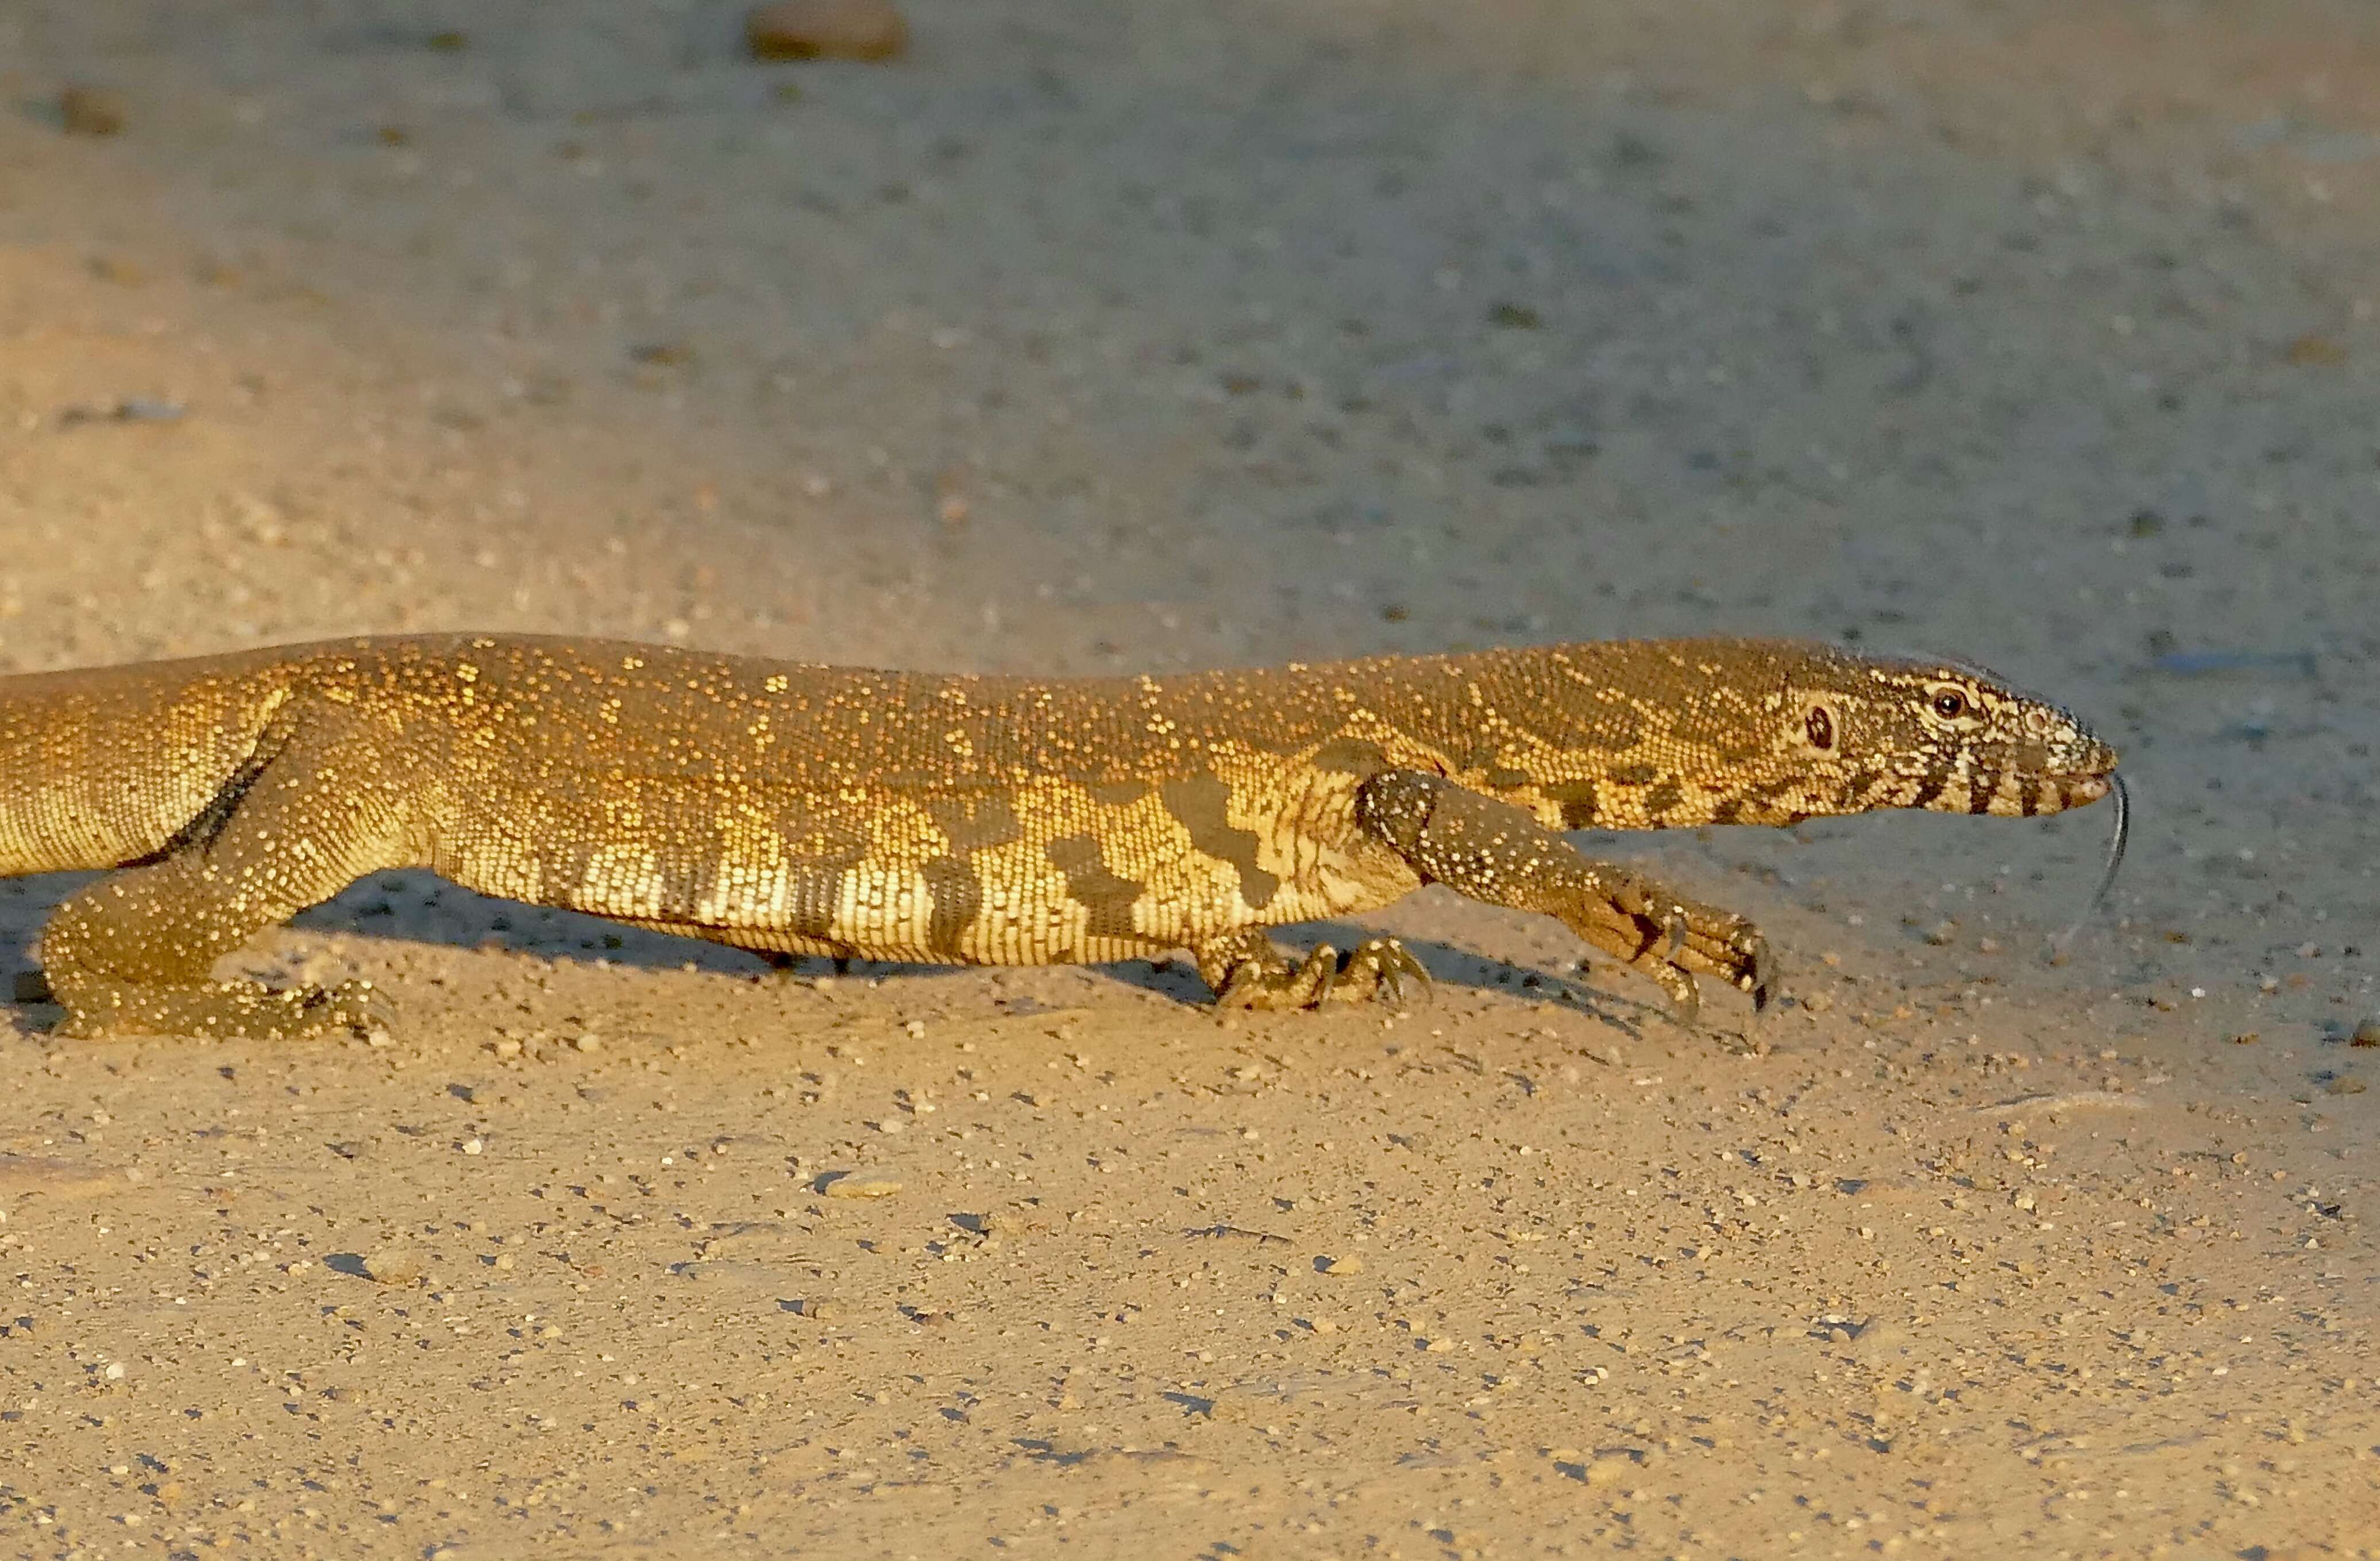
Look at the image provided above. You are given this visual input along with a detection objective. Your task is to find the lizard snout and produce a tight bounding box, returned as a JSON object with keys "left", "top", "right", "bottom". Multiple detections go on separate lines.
{"left": 2058, "top": 772, "right": 2113, "bottom": 808}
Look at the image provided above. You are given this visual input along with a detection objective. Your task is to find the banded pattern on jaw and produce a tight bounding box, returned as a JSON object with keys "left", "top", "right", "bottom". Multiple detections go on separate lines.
{"left": 1846, "top": 761, "right": 2116, "bottom": 821}
{"left": 1969, "top": 768, "right": 2116, "bottom": 819}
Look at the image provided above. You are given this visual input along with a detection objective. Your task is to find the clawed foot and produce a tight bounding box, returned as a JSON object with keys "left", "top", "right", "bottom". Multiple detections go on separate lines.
{"left": 1565, "top": 874, "right": 1775, "bottom": 1026}
{"left": 50, "top": 975, "right": 394, "bottom": 1041}
{"left": 1212, "top": 936, "right": 1432, "bottom": 1012}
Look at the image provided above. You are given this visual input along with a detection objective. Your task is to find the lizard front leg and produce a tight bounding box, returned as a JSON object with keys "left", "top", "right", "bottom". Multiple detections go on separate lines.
{"left": 1354, "top": 770, "right": 1773, "bottom": 1023}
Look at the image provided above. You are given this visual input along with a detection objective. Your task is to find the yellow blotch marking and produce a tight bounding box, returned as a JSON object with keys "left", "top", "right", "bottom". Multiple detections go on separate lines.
{"left": 693, "top": 821, "right": 794, "bottom": 925}
{"left": 835, "top": 863, "right": 936, "bottom": 949}
{"left": 576, "top": 841, "right": 668, "bottom": 918}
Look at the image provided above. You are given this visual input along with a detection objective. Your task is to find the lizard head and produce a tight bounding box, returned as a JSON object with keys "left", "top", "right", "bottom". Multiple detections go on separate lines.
{"left": 1770, "top": 645, "right": 2119, "bottom": 821}
{"left": 1440, "top": 637, "right": 2116, "bottom": 832}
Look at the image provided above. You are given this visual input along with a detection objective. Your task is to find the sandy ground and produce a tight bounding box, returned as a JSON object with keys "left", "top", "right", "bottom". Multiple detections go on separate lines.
{"left": 2, "top": 1, "right": 2378, "bottom": 1555}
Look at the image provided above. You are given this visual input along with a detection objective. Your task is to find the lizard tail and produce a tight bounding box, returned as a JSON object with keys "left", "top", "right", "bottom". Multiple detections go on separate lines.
{"left": 0, "top": 647, "right": 301, "bottom": 876}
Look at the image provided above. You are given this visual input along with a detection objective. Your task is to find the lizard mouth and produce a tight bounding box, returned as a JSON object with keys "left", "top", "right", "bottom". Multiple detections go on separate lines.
{"left": 1970, "top": 768, "right": 2114, "bottom": 818}
{"left": 2056, "top": 772, "right": 2115, "bottom": 806}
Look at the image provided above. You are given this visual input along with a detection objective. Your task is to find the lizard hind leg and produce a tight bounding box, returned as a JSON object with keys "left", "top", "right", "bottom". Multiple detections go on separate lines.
{"left": 39, "top": 705, "right": 419, "bottom": 1040}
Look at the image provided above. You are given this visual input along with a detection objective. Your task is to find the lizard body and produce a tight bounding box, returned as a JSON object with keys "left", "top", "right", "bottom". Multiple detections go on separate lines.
{"left": 0, "top": 633, "right": 2118, "bottom": 1038}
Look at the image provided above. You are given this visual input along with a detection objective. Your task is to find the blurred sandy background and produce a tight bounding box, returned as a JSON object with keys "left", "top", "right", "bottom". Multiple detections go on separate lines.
{"left": 2, "top": 1, "right": 2378, "bottom": 1555}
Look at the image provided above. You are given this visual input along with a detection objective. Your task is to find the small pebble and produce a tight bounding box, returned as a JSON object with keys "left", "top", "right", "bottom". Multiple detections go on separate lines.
{"left": 60, "top": 85, "right": 126, "bottom": 136}
{"left": 360, "top": 1250, "right": 424, "bottom": 1286}
{"left": 2351, "top": 1018, "right": 2380, "bottom": 1048}
{"left": 1316, "top": 1254, "right": 1363, "bottom": 1276}
{"left": 820, "top": 1173, "right": 902, "bottom": 1199}
{"left": 745, "top": 0, "right": 908, "bottom": 61}
{"left": 2324, "top": 1077, "right": 2366, "bottom": 1096}
{"left": 1584, "top": 1452, "right": 1637, "bottom": 1489}
{"left": 573, "top": 1034, "right": 601, "bottom": 1053}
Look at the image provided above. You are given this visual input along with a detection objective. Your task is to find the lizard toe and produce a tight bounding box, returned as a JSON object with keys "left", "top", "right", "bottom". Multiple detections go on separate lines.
{"left": 1656, "top": 964, "right": 1702, "bottom": 1027}
{"left": 1296, "top": 944, "right": 1343, "bottom": 1007}
{"left": 1379, "top": 940, "right": 1432, "bottom": 1007}
{"left": 1213, "top": 962, "right": 1271, "bottom": 1009}
{"left": 1743, "top": 935, "right": 1779, "bottom": 1011}
{"left": 1212, "top": 947, "right": 1341, "bottom": 1010}
{"left": 318, "top": 979, "right": 396, "bottom": 1037}
{"left": 1330, "top": 937, "right": 1430, "bottom": 1009}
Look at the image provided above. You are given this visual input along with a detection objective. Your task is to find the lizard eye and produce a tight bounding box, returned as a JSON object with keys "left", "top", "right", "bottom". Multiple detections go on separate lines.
{"left": 1930, "top": 689, "right": 1970, "bottom": 721}
{"left": 1804, "top": 705, "right": 1836, "bottom": 751}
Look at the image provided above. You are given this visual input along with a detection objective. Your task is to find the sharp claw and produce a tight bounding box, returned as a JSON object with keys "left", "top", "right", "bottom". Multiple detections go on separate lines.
{"left": 1398, "top": 949, "right": 1434, "bottom": 1006}
{"left": 1747, "top": 939, "right": 1777, "bottom": 1008}
{"left": 1668, "top": 971, "right": 1702, "bottom": 1027}
{"left": 323, "top": 980, "right": 396, "bottom": 1036}
{"left": 1666, "top": 906, "right": 1688, "bottom": 959}
{"left": 1374, "top": 940, "right": 1419, "bottom": 1008}
{"left": 1309, "top": 945, "right": 1339, "bottom": 1008}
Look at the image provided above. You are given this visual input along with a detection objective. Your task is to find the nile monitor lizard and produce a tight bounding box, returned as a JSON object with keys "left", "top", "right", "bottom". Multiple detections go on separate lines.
{"left": 0, "top": 633, "right": 2120, "bottom": 1040}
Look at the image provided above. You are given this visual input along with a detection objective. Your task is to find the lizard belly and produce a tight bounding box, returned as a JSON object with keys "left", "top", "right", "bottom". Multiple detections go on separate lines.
{"left": 436, "top": 764, "right": 1418, "bottom": 969}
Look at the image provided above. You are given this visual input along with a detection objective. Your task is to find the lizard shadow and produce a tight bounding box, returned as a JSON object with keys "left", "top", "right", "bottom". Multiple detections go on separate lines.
{"left": 3, "top": 871, "right": 1677, "bottom": 1041}
{"left": 390, "top": 887, "right": 1697, "bottom": 1040}
{"left": 300, "top": 879, "right": 1664, "bottom": 1035}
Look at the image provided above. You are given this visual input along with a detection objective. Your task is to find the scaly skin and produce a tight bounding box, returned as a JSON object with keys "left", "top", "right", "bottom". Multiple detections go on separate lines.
{"left": 0, "top": 634, "right": 2119, "bottom": 1038}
